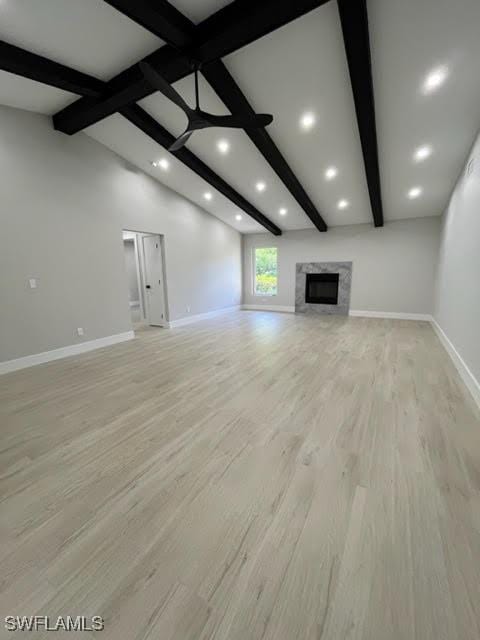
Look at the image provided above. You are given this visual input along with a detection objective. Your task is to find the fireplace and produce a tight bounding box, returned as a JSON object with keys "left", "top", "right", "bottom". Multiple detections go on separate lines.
{"left": 295, "top": 262, "right": 352, "bottom": 316}
{"left": 305, "top": 273, "right": 339, "bottom": 304}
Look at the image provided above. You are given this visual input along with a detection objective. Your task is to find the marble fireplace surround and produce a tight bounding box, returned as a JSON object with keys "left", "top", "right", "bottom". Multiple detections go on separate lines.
{"left": 295, "top": 262, "right": 353, "bottom": 316}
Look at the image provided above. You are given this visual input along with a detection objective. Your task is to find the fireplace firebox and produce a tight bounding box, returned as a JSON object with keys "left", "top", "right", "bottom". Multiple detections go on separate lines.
{"left": 305, "top": 273, "right": 339, "bottom": 305}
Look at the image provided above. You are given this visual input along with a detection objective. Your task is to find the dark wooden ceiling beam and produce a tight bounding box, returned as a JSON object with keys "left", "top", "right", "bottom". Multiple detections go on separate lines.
{"left": 0, "top": 40, "right": 103, "bottom": 97}
{"left": 53, "top": 47, "right": 190, "bottom": 134}
{"left": 337, "top": 0, "right": 384, "bottom": 227}
{"left": 53, "top": 0, "right": 329, "bottom": 135}
{"left": 121, "top": 105, "right": 282, "bottom": 235}
{"left": 203, "top": 61, "right": 327, "bottom": 232}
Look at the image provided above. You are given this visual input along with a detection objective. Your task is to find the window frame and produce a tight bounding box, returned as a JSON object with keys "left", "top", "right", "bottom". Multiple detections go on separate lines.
{"left": 252, "top": 246, "right": 278, "bottom": 297}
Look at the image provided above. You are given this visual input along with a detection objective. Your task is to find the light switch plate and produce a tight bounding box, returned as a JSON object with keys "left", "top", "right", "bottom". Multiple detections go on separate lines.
{"left": 28, "top": 278, "right": 37, "bottom": 289}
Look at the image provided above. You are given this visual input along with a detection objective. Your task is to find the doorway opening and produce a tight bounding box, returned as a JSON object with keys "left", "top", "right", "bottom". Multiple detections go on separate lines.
{"left": 122, "top": 230, "right": 168, "bottom": 330}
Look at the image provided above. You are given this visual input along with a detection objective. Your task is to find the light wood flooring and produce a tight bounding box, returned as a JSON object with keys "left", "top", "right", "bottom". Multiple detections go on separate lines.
{"left": 1, "top": 311, "right": 479, "bottom": 639}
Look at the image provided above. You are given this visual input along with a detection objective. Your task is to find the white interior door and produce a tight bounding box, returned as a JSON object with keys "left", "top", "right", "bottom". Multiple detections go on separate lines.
{"left": 142, "top": 235, "right": 166, "bottom": 326}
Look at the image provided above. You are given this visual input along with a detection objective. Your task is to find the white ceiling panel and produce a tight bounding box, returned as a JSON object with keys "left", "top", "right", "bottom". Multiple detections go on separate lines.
{"left": 369, "top": 0, "right": 480, "bottom": 221}
{"left": 0, "top": 70, "right": 75, "bottom": 114}
{"left": 169, "top": 0, "right": 232, "bottom": 25}
{"left": 139, "top": 73, "right": 314, "bottom": 232}
{"left": 224, "top": 2, "right": 373, "bottom": 228}
{"left": 0, "top": 0, "right": 161, "bottom": 80}
{"left": 85, "top": 113, "right": 264, "bottom": 234}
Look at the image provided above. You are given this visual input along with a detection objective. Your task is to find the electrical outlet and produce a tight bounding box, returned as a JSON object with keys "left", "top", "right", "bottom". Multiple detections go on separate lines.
{"left": 186, "top": 306, "right": 191, "bottom": 313}
{"left": 77, "top": 327, "right": 84, "bottom": 336}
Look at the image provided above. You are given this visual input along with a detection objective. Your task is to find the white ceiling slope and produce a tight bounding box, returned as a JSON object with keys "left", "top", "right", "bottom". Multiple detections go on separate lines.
{"left": 369, "top": 0, "right": 480, "bottom": 221}
{"left": 0, "top": 0, "right": 479, "bottom": 234}
{"left": 86, "top": 113, "right": 265, "bottom": 233}
{"left": 170, "top": 0, "right": 232, "bottom": 24}
{"left": 0, "top": 70, "right": 76, "bottom": 114}
{"left": 224, "top": 2, "right": 372, "bottom": 228}
{"left": 0, "top": 0, "right": 161, "bottom": 79}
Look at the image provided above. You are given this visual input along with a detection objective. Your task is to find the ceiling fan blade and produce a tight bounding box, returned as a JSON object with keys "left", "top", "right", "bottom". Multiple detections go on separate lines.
{"left": 168, "top": 129, "right": 194, "bottom": 152}
{"left": 140, "top": 62, "right": 192, "bottom": 114}
{"left": 200, "top": 112, "right": 273, "bottom": 129}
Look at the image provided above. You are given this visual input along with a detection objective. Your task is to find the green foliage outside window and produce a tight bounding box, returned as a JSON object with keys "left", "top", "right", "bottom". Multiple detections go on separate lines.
{"left": 254, "top": 247, "right": 278, "bottom": 295}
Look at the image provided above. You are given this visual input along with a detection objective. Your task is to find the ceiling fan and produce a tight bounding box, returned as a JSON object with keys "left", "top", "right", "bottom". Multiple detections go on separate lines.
{"left": 140, "top": 62, "right": 274, "bottom": 152}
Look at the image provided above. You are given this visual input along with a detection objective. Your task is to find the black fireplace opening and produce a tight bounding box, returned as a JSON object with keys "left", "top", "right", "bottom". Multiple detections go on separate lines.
{"left": 305, "top": 273, "right": 339, "bottom": 304}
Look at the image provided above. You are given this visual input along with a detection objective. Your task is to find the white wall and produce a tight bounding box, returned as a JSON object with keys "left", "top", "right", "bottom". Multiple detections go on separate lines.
{"left": 0, "top": 106, "right": 241, "bottom": 363}
{"left": 243, "top": 217, "right": 441, "bottom": 314}
{"left": 433, "top": 131, "right": 480, "bottom": 391}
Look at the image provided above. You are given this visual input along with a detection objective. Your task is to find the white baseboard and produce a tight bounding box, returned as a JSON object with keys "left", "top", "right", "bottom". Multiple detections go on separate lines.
{"left": 241, "top": 304, "right": 295, "bottom": 313}
{"left": 431, "top": 319, "right": 480, "bottom": 410}
{"left": 349, "top": 310, "right": 433, "bottom": 321}
{"left": 168, "top": 305, "right": 240, "bottom": 328}
{"left": 0, "top": 331, "right": 135, "bottom": 375}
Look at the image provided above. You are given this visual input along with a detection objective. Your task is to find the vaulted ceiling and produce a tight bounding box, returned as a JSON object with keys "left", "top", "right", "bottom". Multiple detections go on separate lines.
{"left": 0, "top": 0, "right": 479, "bottom": 234}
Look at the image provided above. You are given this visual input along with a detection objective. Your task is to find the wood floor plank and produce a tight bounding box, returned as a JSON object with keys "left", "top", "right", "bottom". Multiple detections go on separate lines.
{"left": 1, "top": 311, "right": 479, "bottom": 639}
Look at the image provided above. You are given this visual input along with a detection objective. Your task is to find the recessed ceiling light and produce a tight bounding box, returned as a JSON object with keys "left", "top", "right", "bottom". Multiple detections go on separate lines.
{"left": 279, "top": 207, "right": 288, "bottom": 216}
{"left": 235, "top": 214, "right": 242, "bottom": 221}
{"left": 203, "top": 191, "right": 213, "bottom": 201}
{"left": 337, "top": 199, "right": 349, "bottom": 210}
{"left": 325, "top": 166, "right": 338, "bottom": 180}
{"left": 217, "top": 139, "right": 230, "bottom": 154}
{"left": 256, "top": 181, "right": 266, "bottom": 192}
{"left": 300, "top": 112, "right": 316, "bottom": 131}
{"left": 152, "top": 158, "right": 169, "bottom": 170}
{"left": 414, "top": 145, "right": 432, "bottom": 162}
{"left": 422, "top": 66, "right": 448, "bottom": 94}
{"left": 408, "top": 187, "right": 423, "bottom": 199}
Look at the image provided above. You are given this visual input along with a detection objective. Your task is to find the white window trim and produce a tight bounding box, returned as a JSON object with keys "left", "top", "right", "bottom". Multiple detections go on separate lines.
{"left": 252, "top": 246, "right": 278, "bottom": 297}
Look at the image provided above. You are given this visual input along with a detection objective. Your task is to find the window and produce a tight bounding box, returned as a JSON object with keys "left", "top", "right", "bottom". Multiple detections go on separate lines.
{"left": 254, "top": 247, "right": 278, "bottom": 296}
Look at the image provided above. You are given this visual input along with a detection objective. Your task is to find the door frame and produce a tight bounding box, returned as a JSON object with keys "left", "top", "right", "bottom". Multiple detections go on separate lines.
{"left": 122, "top": 229, "right": 170, "bottom": 327}
{"left": 141, "top": 234, "right": 167, "bottom": 327}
